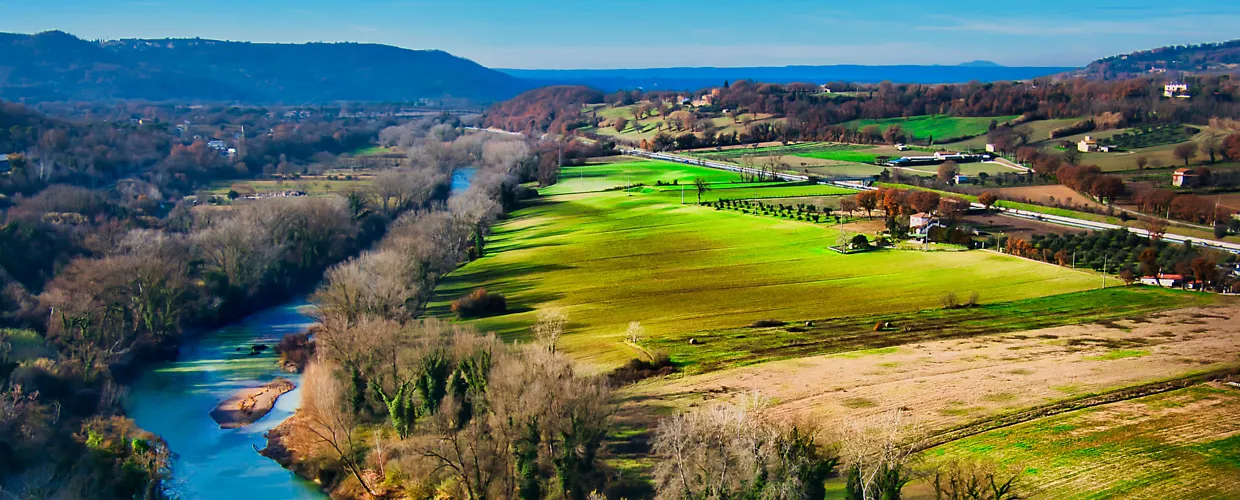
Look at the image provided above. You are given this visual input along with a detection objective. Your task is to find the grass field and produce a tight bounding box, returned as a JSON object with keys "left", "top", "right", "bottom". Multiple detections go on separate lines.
{"left": 923, "top": 383, "right": 1240, "bottom": 499}
{"left": 543, "top": 159, "right": 745, "bottom": 195}
{"left": 429, "top": 160, "right": 1105, "bottom": 369}
{"left": 840, "top": 115, "right": 1022, "bottom": 143}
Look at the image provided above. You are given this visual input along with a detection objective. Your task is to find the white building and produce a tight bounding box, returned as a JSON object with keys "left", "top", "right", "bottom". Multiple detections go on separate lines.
{"left": 1077, "top": 136, "right": 1098, "bottom": 153}
{"left": 1164, "top": 82, "right": 1190, "bottom": 98}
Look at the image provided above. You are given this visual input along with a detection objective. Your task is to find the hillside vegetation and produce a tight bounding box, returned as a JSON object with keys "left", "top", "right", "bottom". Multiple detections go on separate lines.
{"left": 0, "top": 31, "right": 531, "bottom": 102}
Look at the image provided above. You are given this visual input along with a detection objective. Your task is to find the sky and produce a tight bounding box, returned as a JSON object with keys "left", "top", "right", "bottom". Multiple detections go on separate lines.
{"left": 2, "top": 0, "right": 1239, "bottom": 69}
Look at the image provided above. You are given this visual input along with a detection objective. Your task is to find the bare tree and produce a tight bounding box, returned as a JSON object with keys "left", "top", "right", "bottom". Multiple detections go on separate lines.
{"left": 533, "top": 308, "right": 567, "bottom": 353}
{"left": 839, "top": 410, "right": 920, "bottom": 500}
{"left": 301, "top": 361, "right": 378, "bottom": 497}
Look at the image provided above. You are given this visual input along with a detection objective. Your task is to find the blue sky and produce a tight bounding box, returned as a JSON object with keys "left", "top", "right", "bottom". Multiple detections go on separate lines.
{"left": 2, "top": 0, "right": 1238, "bottom": 69}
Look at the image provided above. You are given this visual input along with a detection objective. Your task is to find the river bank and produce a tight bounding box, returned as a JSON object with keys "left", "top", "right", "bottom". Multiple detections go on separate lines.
{"left": 125, "top": 302, "right": 326, "bottom": 499}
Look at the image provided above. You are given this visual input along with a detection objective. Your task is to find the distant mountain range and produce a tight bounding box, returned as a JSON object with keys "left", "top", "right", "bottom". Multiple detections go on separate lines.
{"left": 0, "top": 31, "right": 531, "bottom": 103}
{"left": 499, "top": 64, "right": 1077, "bottom": 92}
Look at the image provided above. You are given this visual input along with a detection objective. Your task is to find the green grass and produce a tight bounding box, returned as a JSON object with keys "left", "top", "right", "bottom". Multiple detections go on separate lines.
{"left": 349, "top": 145, "right": 398, "bottom": 156}
{"left": 427, "top": 162, "right": 1110, "bottom": 368}
{"left": 543, "top": 159, "right": 745, "bottom": 196}
{"left": 839, "top": 115, "right": 1022, "bottom": 143}
{"left": 796, "top": 149, "right": 883, "bottom": 164}
{"left": 645, "top": 287, "right": 1206, "bottom": 373}
{"left": 923, "top": 385, "right": 1240, "bottom": 499}
{"left": 650, "top": 183, "right": 856, "bottom": 203}
{"left": 1085, "top": 349, "right": 1151, "bottom": 361}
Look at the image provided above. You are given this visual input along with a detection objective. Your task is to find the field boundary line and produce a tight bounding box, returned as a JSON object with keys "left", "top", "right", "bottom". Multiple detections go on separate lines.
{"left": 916, "top": 364, "right": 1240, "bottom": 452}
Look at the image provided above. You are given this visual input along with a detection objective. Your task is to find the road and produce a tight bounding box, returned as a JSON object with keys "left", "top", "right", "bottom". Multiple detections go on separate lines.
{"left": 625, "top": 148, "right": 1240, "bottom": 255}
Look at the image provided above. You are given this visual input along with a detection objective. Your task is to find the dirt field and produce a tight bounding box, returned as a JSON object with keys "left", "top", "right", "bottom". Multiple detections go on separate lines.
{"left": 962, "top": 212, "right": 1086, "bottom": 239}
{"left": 1211, "top": 191, "right": 1240, "bottom": 212}
{"left": 619, "top": 301, "right": 1240, "bottom": 440}
{"left": 996, "top": 185, "right": 1107, "bottom": 211}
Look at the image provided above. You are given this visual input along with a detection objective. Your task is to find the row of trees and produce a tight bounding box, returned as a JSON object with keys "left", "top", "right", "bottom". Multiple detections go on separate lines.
{"left": 1002, "top": 229, "right": 1236, "bottom": 291}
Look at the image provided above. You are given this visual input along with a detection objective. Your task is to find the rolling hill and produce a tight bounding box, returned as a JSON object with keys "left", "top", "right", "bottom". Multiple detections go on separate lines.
{"left": 500, "top": 64, "right": 1077, "bottom": 92}
{"left": 0, "top": 31, "right": 533, "bottom": 103}
{"left": 1078, "top": 39, "right": 1240, "bottom": 79}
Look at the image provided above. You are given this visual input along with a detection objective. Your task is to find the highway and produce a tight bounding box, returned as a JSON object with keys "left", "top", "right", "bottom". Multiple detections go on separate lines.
{"left": 624, "top": 148, "right": 1240, "bottom": 255}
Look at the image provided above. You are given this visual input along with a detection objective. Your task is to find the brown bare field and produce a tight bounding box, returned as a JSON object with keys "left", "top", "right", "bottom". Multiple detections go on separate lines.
{"left": 996, "top": 184, "right": 1107, "bottom": 211}
{"left": 961, "top": 213, "right": 1086, "bottom": 239}
{"left": 618, "top": 302, "right": 1240, "bottom": 441}
{"left": 1211, "top": 191, "right": 1240, "bottom": 212}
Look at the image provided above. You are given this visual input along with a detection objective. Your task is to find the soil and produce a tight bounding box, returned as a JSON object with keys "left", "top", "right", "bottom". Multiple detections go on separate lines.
{"left": 962, "top": 212, "right": 1086, "bottom": 239}
{"left": 210, "top": 377, "right": 296, "bottom": 429}
{"left": 996, "top": 185, "right": 1107, "bottom": 211}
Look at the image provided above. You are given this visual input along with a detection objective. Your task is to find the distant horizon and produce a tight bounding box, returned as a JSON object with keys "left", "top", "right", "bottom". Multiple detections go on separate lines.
{"left": 4, "top": 0, "right": 1239, "bottom": 69}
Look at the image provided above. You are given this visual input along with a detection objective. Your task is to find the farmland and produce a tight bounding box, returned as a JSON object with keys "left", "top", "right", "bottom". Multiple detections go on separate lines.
{"left": 923, "top": 382, "right": 1240, "bottom": 498}
{"left": 430, "top": 158, "right": 1106, "bottom": 370}
{"left": 840, "top": 114, "right": 1022, "bottom": 143}
{"left": 417, "top": 155, "right": 1240, "bottom": 497}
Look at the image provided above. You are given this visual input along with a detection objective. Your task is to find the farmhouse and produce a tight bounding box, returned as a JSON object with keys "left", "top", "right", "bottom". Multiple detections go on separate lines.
{"left": 1163, "top": 82, "right": 1190, "bottom": 98}
{"left": 1077, "top": 136, "right": 1099, "bottom": 153}
{"left": 954, "top": 174, "right": 970, "bottom": 184}
{"left": 985, "top": 143, "right": 998, "bottom": 153}
{"left": 1172, "top": 168, "right": 1197, "bottom": 187}
{"left": 895, "top": 144, "right": 909, "bottom": 151}
{"left": 1140, "top": 273, "right": 1183, "bottom": 288}
{"left": 910, "top": 212, "right": 935, "bottom": 230}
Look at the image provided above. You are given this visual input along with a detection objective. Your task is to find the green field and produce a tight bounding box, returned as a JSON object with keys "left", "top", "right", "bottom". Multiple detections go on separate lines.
{"left": 544, "top": 159, "right": 745, "bottom": 195}
{"left": 840, "top": 115, "right": 1022, "bottom": 143}
{"left": 648, "top": 287, "right": 1201, "bottom": 373}
{"left": 923, "top": 384, "right": 1240, "bottom": 499}
{"left": 796, "top": 149, "right": 883, "bottom": 164}
{"left": 429, "top": 160, "right": 1104, "bottom": 368}
{"left": 647, "top": 182, "right": 856, "bottom": 203}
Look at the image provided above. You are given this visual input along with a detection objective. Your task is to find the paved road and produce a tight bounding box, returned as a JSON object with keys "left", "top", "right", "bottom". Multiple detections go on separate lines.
{"left": 626, "top": 148, "right": 1240, "bottom": 255}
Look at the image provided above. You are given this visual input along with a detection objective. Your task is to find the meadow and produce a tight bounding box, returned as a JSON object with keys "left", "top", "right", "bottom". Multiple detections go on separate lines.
{"left": 923, "top": 383, "right": 1240, "bottom": 499}
{"left": 429, "top": 158, "right": 1105, "bottom": 368}
{"left": 840, "top": 115, "right": 1022, "bottom": 143}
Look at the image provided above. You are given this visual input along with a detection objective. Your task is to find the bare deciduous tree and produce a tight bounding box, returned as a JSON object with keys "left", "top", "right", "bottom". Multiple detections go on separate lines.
{"left": 533, "top": 308, "right": 567, "bottom": 353}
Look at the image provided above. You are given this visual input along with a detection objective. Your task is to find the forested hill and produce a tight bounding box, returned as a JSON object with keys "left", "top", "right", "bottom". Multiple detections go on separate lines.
{"left": 0, "top": 31, "right": 533, "bottom": 103}
{"left": 501, "top": 64, "right": 1077, "bottom": 92}
{"left": 1080, "top": 40, "right": 1240, "bottom": 79}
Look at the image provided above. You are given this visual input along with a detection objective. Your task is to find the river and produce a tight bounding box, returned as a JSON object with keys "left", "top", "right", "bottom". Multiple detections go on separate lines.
{"left": 125, "top": 167, "right": 476, "bottom": 499}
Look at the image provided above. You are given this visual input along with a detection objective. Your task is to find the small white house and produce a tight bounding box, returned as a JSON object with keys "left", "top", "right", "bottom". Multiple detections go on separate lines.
{"left": 910, "top": 212, "right": 935, "bottom": 229}
{"left": 895, "top": 144, "right": 909, "bottom": 151}
{"left": 954, "top": 174, "right": 970, "bottom": 184}
{"left": 1172, "top": 168, "right": 1197, "bottom": 187}
{"left": 1164, "top": 82, "right": 1190, "bottom": 98}
{"left": 985, "top": 143, "right": 998, "bottom": 153}
{"left": 1077, "top": 136, "right": 1098, "bottom": 153}
{"left": 1140, "top": 274, "right": 1183, "bottom": 288}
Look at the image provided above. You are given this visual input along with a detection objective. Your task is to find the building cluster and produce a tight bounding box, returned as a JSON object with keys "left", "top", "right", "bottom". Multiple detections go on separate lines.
{"left": 885, "top": 151, "right": 992, "bottom": 167}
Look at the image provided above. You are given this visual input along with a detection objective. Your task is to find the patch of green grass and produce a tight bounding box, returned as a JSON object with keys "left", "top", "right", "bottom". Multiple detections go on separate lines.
{"left": 647, "top": 287, "right": 1205, "bottom": 374}
{"left": 841, "top": 397, "right": 878, "bottom": 409}
{"left": 924, "top": 385, "right": 1240, "bottom": 498}
{"left": 796, "top": 149, "right": 884, "bottom": 164}
{"left": 839, "top": 115, "right": 1021, "bottom": 143}
{"left": 544, "top": 159, "right": 745, "bottom": 196}
{"left": 1086, "top": 349, "right": 1150, "bottom": 361}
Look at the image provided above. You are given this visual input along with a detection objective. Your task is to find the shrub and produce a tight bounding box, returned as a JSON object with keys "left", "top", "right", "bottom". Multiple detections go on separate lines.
{"left": 276, "top": 332, "right": 315, "bottom": 372}
{"left": 608, "top": 350, "right": 675, "bottom": 385}
{"left": 940, "top": 292, "right": 959, "bottom": 309}
{"left": 451, "top": 288, "right": 508, "bottom": 318}
{"left": 749, "top": 319, "right": 785, "bottom": 328}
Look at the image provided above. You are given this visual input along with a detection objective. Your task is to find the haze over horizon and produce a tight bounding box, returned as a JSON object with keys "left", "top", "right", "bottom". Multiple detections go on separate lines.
{"left": 2, "top": 0, "right": 1239, "bottom": 69}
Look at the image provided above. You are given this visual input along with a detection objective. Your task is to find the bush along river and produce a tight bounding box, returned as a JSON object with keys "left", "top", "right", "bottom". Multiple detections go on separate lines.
{"left": 124, "top": 167, "right": 476, "bottom": 499}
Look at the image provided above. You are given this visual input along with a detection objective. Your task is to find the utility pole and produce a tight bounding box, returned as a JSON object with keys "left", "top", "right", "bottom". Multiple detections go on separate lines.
{"left": 1102, "top": 255, "right": 1108, "bottom": 289}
